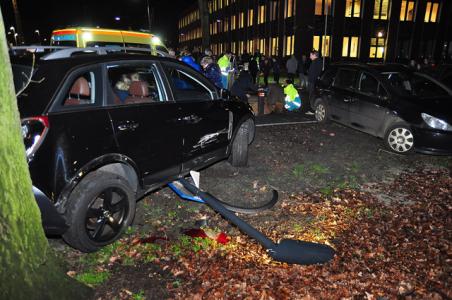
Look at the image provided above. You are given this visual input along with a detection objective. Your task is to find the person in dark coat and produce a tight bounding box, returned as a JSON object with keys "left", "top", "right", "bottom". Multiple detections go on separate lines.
{"left": 230, "top": 63, "right": 258, "bottom": 103}
{"left": 249, "top": 58, "right": 259, "bottom": 84}
{"left": 200, "top": 56, "right": 222, "bottom": 88}
{"left": 260, "top": 57, "right": 273, "bottom": 87}
{"left": 180, "top": 49, "right": 202, "bottom": 72}
{"left": 307, "top": 50, "right": 323, "bottom": 105}
{"left": 272, "top": 56, "right": 281, "bottom": 84}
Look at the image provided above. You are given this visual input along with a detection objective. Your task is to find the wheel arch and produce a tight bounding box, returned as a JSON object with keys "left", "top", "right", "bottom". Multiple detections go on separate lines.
{"left": 55, "top": 153, "right": 142, "bottom": 214}
{"left": 378, "top": 113, "right": 410, "bottom": 138}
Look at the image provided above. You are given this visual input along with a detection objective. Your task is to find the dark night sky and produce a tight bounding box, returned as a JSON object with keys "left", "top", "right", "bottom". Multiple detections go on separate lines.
{"left": 0, "top": 0, "right": 197, "bottom": 47}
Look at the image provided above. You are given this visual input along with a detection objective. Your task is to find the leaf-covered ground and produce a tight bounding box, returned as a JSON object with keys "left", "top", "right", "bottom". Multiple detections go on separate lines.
{"left": 60, "top": 168, "right": 451, "bottom": 300}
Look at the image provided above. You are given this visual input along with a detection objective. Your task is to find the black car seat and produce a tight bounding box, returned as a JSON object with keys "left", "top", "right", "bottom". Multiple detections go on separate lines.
{"left": 125, "top": 81, "right": 151, "bottom": 104}
{"left": 65, "top": 77, "right": 91, "bottom": 106}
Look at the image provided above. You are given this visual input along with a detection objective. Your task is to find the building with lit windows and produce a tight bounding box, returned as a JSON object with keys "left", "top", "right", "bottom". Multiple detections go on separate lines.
{"left": 178, "top": 0, "right": 452, "bottom": 63}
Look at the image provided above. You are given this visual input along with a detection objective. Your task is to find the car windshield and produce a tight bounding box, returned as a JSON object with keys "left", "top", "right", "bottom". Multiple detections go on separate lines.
{"left": 382, "top": 71, "right": 449, "bottom": 98}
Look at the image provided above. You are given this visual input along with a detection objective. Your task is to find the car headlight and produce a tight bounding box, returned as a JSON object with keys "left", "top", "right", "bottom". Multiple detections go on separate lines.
{"left": 421, "top": 113, "right": 452, "bottom": 131}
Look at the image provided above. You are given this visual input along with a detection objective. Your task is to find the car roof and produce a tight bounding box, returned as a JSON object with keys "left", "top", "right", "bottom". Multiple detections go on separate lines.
{"left": 330, "top": 62, "right": 413, "bottom": 73}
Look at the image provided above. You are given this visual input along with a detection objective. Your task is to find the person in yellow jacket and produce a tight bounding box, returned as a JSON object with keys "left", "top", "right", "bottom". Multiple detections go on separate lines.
{"left": 283, "top": 79, "right": 302, "bottom": 111}
{"left": 217, "top": 52, "right": 232, "bottom": 89}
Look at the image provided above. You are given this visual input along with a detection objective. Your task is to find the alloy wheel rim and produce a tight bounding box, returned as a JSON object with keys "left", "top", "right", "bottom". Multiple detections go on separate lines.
{"left": 388, "top": 127, "right": 414, "bottom": 153}
{"left": 315, "top": 104, "right": 326, "bottom": 121}
{"left": 85, "top": 187, "right": 129, "bottom": 243}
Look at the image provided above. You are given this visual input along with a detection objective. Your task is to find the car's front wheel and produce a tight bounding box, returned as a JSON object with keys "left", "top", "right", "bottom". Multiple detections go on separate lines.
{"left": 228, "top": 121, "right": 250, "bottom": 167}
{"left": 63, "top": 171, "right": 136, "bottom": 252}
{"left": 384, "top": 123, "right": 415, "bottom": 154}
{"left": 314, "top": 99, "right": 329, "bottom": 123}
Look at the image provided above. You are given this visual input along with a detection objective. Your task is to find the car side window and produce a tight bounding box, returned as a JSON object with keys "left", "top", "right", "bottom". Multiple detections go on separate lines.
{"left": 106, "top": 64, "right": 163, "bottom": 105}
{"left": 334, "top": 69, "right": 358, "bottom": 90}
{"left": 163, "top": 65, "right": 213, "bottom": 102}
{"left": 412, "top": 74, "right": 448, "bottom": 97}
{"left": 64, "top": 71, "right": 97, "bottom": 106}
{"left": 359, "top": 72, "right": 379, "bottom": 96}
{"left": 319, "top": 69, "right": 336, "bottom": 87}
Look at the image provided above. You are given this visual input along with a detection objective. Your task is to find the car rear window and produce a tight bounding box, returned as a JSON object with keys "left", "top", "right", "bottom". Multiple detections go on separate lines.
{"left": 384, "top": 72, "right": 449, "bottom": 98}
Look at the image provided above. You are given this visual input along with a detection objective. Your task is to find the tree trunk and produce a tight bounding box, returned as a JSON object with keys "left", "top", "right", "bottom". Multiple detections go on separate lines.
{"left": 11, "top": 0, "right": 23, "bottom": 43}
{"left": 0, "top": 10, "right": 91, "bottom": 300}
{"left": 198, "top": 0, "right": 210, "bottom": 51}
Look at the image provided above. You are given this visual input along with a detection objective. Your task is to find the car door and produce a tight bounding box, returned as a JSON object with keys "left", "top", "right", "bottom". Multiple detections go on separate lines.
{"left": 105, "top": 62, "right": 182, "bottom": 184}
{"left": 46, "top": 65, "right": 116, "bottom": 194}
{"left": 350, "top": 72, "right": 390, "bottom": 135}
{"left": 160, "top": 62, "right": 231, "bottom": 172}
{"left": 329, "top": 68, "right": 359, "bottom": 125}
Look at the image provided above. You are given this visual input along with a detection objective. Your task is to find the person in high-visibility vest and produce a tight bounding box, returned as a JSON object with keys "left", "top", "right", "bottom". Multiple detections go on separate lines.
{"left": 283, "top": 79, "right": 302, "bottom": 111}
{"left": 217, "top": 52, "right": 232, "bottom": 89}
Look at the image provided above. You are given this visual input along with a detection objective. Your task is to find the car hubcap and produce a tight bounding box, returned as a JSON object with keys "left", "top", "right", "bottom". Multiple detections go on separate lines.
{"left": 85, "top": 187, "right": 129, "bottom": 243}
{"left": 388, "top": 128, "right": 414, "bottom": 153}
{"left": 315, "top": 104, "right": 325, "bottom": 121}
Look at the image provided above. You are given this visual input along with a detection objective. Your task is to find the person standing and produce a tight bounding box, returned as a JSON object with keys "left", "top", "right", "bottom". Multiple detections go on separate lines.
{"left": 298, "top": 55, "right": 309, "bottom": 89}
{"left": 217, "top": 52, "right": 233, "bottom": 89}
{"left": 249, "top": 57, "right": 259, "bottom": 84}
{"left": 180, "top": 49, "right": 202, "bottom": 72}
{"left": 272, "top": 56, "right": 281, "bottom": 84}
{"left": 307, "top": 50, "right": 323, "bottom": 108}
{"left": 260, "top": 57, "right": 272, "bottom": 87}
{"left": 286, "top": 55, "right": 298, "bottom": 83}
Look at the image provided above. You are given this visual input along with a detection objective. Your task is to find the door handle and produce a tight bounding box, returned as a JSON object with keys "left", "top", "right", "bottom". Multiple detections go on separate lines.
{"left": 117, "top": 122, "right": 139, "bottom": 131}
{"left": 344, "top": 97, "right": 357, "bottom": 103}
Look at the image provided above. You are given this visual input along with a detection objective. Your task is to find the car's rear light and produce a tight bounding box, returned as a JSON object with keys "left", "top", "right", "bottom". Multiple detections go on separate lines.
{"left": 21, "top": 116, "right": 49, "bottom": 161}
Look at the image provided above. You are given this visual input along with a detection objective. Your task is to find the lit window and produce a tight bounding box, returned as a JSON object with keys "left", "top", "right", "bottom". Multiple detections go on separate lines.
{"left": 315, "top": 0, "right": 332, "bottom": 16}
{"left": 239, "top": 40, "right": 244, "bottom": 54}
{"left": 258, "top": 5, "right": 266, "bottom": 24}
{"left": 248, "top": 9, "right": 254, "bottom": 26}
{"left": 240, "top": 12, "right": 245, "bottom": 28}
{"left": 231, "top": 15, "right": 236, "bottom": 30}
{"left": 260, "top": 39, "right": 266, "bottom": 55}
{"left": 247, "top": 40, "right": 254, "bottom": 53}
{"left": 285, "top": 35, "right": 295, "bottom": 56}
{"left": 400, "top": 0, "right": 415, "bottom": 21}
{"left": 342, "top": 36, "right": 359, "bottom": 57}
{"left": 370, "top": 36, "right": 386, "bottom": 58}
{"left": 345, "top": 0, "right": 361, "bottom": 18}
{"left": 425, "top": 2, "right": 440, "bottom": 23}
{"left": 285, "top": 0, "right": 295, "bottom": 18}
{"left": 374, "top": 0, "right": 389, "bottom": 20}
{"left": 270, "top": 37, "right": 279, "bottom": 56}
{"left": 313, "top": 35, "right": 330, "bottom": 57}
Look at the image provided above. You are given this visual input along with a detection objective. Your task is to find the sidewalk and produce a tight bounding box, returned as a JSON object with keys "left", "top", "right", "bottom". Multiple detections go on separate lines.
{"left": 255, "top": 111, "right": 316, "bottom": 127}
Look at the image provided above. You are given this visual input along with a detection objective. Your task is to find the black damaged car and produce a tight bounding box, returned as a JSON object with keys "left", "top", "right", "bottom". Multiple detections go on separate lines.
{"left": 13, "top": 49, "right": 254, "bottom": 252}
{"left": 311, "top": 63, "right": 452, "bottom": 155}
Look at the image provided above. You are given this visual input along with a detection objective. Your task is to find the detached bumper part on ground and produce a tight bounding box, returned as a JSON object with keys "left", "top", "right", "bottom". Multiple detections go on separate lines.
{"left": 175, "top": 178, "right": 336, "bottom": 265}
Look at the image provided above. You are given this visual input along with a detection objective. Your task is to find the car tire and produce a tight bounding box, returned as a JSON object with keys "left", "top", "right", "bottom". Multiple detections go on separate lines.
{"left": 314, "top": 99, "right": 329, "bottom": 123}
{"left": 63, "top": 171, "right": 136, "bottom": 252}
{"left": 384, "top": 123, "right": 415, "bottom": 154}
{"left": 228, "top": 121, "right": 249, "bottom": 167}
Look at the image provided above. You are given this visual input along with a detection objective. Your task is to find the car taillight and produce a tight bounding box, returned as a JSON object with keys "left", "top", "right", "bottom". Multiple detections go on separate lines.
{"left": 21, "top": 116, "right": 49, "bottom": 161}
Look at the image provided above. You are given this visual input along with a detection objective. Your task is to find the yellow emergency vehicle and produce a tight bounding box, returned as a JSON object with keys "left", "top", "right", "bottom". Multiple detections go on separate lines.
{"left": 50, "top": 27, "right": 168, "bottom": 55}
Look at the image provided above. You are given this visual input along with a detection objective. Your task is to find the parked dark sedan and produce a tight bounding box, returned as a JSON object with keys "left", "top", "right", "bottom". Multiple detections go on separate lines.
{"left": 13, "top": 49, "right": 254, "bottom": 252}
{"left": 311, "top": 63, "right": 452, "bottom": 155}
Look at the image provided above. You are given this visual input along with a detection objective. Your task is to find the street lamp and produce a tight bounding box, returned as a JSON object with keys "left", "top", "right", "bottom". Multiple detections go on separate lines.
{"left": 10, "top": 26, "right": 17, "bottom": 45}
{"left": 35, "top": 29, "right": 41, "bottom": 43}
{"left": 115, "top": 16, "right": 121, "bottom": 21}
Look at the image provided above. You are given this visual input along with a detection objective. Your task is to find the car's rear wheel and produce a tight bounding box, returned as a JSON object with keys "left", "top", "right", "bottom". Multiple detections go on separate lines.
{"left": 314, "top": 99, "right": 328, "bottom": 123}
{"left": 384, "top": 124, "right": 415, "bottom": 154}
{"left": 63, "top": 171, "right": 136, "bottom": 252}
{"left": 228, "top": 121, "right": 250, "bottom": 167}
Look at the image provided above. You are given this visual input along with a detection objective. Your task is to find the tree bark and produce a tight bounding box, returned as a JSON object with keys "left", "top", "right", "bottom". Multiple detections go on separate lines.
{"left": 198, "top": 0, "right": 210, "bottom": 51}
{"left": 0, "top": 10, "right": 91, "bottom": 300}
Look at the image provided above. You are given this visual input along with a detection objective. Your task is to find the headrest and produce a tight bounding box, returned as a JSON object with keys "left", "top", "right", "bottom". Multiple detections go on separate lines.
{"left": 70, "top": 77, "right": 90, "bottom": 97}
{"left": 128, "top": 81, "right": 149, "bottom": 97}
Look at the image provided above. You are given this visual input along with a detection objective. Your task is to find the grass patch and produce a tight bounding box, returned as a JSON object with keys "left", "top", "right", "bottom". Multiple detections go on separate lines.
{"left": 75, "top": 270, "right": 110, "bottom": 286}
{"left": 292, "top": 162, "right": 330, "bottom": 179}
